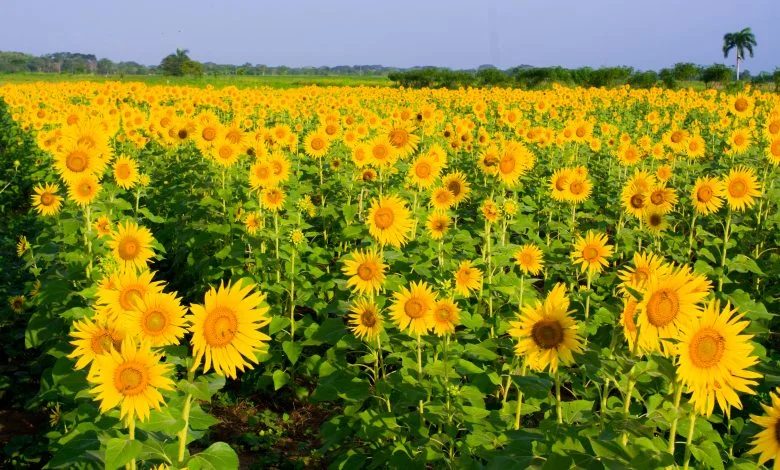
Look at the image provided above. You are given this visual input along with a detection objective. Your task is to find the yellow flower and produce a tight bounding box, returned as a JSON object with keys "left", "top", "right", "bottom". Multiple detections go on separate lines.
{"left": 748, "top": 388, "right": 780, "bottom": 468}
{"left": 31, "top": 183, "right": 63, "bottom": 216}
{"left": 389, "top": 281, "right": 436, "bottom": 336}
{"left": 348, "top": 298, "right": 383, "bottom": 341}
{"left": 722, "top": 166, "right": 761, "bottom": 212}
{"left": 570, "top": 231, "right": 613, "bottom": 275}
{"left": 342, "top": 248, "right": 387, "bottom": 296}
{"left": 691, "top": 176, "right": 725, "bottom": 215}
{"left": 108, "top": 221, "right": 156, "bottom": 272}
{"left": 454, "top": 260, "right": 482, "bottom": 297}
{"left": 431, "top": 299, "right": 460, "bottom": 337}
{"left": 366, "top": 195, "right": 414, "bottom": 248}
{"left": 513, "top": 244, "right": 544, "bottom": 276}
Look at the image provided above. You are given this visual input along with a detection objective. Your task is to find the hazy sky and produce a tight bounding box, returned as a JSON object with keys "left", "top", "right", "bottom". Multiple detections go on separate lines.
{"left": 3, "top": 0, "right": 779, "bottom": 72}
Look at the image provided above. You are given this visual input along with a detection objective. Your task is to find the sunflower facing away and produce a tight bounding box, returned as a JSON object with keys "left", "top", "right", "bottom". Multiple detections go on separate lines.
{"left": 676, "top": 300, "right": 761, "bottom": 417}
{"left": 366, "top": 195, "right": 414, "bottom": 248}
{"left": 454, "top": 260, "right": 483, "bottom": 297}
{"left": 348, "top": 298, "right": 383, "bottom": 341}
{"left": 188, "top": 280, "right": 272, "bottom": 379}
{"left": 390, "top": 281, "right": 436, "bottom": 336}
{"left": 342, "top": 248, "right": 387, "bottom": 296}
{"left": 31, "top": 182, "right": 63, "bottom": 216}
{"left": 514, "top": 243, "right": 545, "bottom": 276}
{"left": 749, "top": 388, "right": 780, "bottom": 469}
{"left": 89, "top": 337, "right": 174, "bottom": 422}
{"left": 108, "top": 221, "right": 156, "bottom": 272}
{"left": 507, "top": 283, "right": 583, "bottom": 373}
{"left": 570, "top": 231, "right": 614, "bottom": 275}
{"left": 723, "top": 166, "right": 761, "bottom": 212}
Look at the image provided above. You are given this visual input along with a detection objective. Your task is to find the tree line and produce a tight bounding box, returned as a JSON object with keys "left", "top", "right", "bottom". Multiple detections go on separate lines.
{"left": 387, "top": 63, "right": 780, "bottom": 90}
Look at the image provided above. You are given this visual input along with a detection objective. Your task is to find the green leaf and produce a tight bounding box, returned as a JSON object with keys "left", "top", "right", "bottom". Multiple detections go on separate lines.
{"left": 104, "top": 438, "right": 143, "bottom": 470}
{"left": 273, "top": 369, "right": 289, "bottom": 390}
{"left": 177, "top": 374, "right": 226, "bottom": 401}
{"left": 511, "top": 375, "right": 553, "bottom": 399}
{"left": 282, "top": 341, "right": 303, "bottom": 365}
{"left": 727, "top": 254, "right": 763, "bottom": 275}
{"left": 187, "top": 442, "right": 239, "bottom": 470}
{"left": 690, "top": 441, "right": 724, "bottom": 470}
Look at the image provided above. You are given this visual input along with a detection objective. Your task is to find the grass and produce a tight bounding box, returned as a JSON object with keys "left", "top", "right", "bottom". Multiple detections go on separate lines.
{"left": 0, "top": 73, "right": 392, "bottom": 89}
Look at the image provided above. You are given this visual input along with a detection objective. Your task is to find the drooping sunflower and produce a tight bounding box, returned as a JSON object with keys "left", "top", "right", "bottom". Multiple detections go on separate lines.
{"left": 68, "top": 317, "right": 125, "bottom": 371}
{"left": 431, "top": 299, "right": 460, "bottom": 337}
{"left": 691, "top": 176, "right": 725, "bottom": 215}
{"left": 261, "top": 187, "right": 286, "bottom": 212}
{"left": 303, "top": 130, "right": 330, "bottom": 158}
{"left": 67, "top": 174, "right": 102, "bottom": 207}
{"left": 507, "top": 283, "right": 583, "bottom": 373}
{"left": 453, "top": 260, "right": 483, "bottom": 297}
{"left": 441, "top": 171, "right": 470, "bottom": 205}
{"left": 113, "top": 156, "right": 140, "bottom": 190}
{"left": 636, "top": 265, "right": 711, "bottom": 354}
{"left": 570, "top": 231, "right": 614, "bottom": 275}
{"left": 121, "top": 291, "right": 188, "bottom": 347}
{"left": 89, "top": 337, "right": 174, "bottom": 422}
{"left": 31, "top": 182, "right": 63, "bottom": 216}
{"left": 348, "top": 298, "right": 383, "bottom": 341}
{"left": 723, "top": 166, "right": 761, "bottom": 211}
{"left": 389, "top": 281, "right": 436, "bottom": 336}
{"left": 676, "top": 300, "right": 761, "bottom": 417}
{"left": 513, "top": 243, "right": 544, "bottom": 276}
{"left": 108, "top": 221, "right": 156, "bottom": 272}
{"left": 366, "top": 195, "right": 414, "bottom": 248}
{"left": 342, "top": 248, "right": 387, "bottom": 296}
{"left": 748, "top": 388, "right": 780, "bottom": 469}
{"left": 426, "top": 212, "right": 450, "bottom": 239}
{"left": 188, "top": 280, "right": 272, "bottom": 379}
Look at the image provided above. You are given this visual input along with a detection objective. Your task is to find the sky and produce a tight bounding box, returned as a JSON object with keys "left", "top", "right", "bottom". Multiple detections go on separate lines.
{"left": 2, "top": 0, "right": 779, "bottom": 72}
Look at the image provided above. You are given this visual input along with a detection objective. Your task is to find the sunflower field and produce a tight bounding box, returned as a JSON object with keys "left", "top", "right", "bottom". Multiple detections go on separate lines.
{"left": 0, "top": 81, "right": 779, "bottom": 469}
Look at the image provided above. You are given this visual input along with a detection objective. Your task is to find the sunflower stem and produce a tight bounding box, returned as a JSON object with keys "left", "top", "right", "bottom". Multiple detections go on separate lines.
{"left": 620, "top": 377, "right": 635, "bottom": 447}
{"left": 687, "top": 212, "right": 698, "bottom": 258}
{"left": 289, "top": 248, "right": 296, "bottom": 343}
{"left": 682, "top": 407, "right": 697, "bottom": 470}
{"left": 513, "top": 362, "right": 527, "bottom": 430}
{"left": 274, "top": 211, "right": 280, "bottom": 283}
{"left": 718, "top": 208, "right": 732, "bottom": 292}
{"left": 667, "top": 380, "right": 684, "bottom": 454}
{"left": 554, "top": 369, "right": 563, "bottom": 424}
{"left": 417, "top": 334, "right": 424, "bottom": 418}
{"left": 177, "top": 368, "right": 196, "bottom": 466}
{"left": 444, "top": 334, "right": 451, "bottom": 424}
{"left": 599, "top": 377, "right": 610, "bottom": 428}
{"left": 127, "top": 416, "right": 136, "bottom": 470}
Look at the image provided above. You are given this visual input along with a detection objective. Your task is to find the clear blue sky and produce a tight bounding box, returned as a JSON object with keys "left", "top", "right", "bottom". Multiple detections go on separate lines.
{"left": 2, "top": 0, "right": 778, "bottom": 72}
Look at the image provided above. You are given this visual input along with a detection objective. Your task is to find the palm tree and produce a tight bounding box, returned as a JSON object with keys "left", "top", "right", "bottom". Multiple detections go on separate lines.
{"left": 723, "top": 28, "right": 757, "bottom": 80}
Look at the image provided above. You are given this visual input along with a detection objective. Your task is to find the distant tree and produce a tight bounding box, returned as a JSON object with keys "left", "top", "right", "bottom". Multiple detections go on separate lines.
{"left": 97, "top": 58, "right": 116, "bottom": 75}
{"left": 701, "top": 64, "right": 732, "bottom": 87}
{"left": 628, "top": 70, "right": 659, "bottom": 89}
{"left": 723, "top": 27, "right": 757, "bottom": 80}
{"left": 672, "top": 62, "right": 700, "bottom": 81}
{"left": 773, "top": 69, "right": 780, "bottom": 91}
{"left": 476, "top": 68, "right": 510, "bottom": 87}
{"left": 159, "top": 49, "right": 203, "bottom": 76}
{"left": 659, "top": 68, "right": 677, "bottom": 89}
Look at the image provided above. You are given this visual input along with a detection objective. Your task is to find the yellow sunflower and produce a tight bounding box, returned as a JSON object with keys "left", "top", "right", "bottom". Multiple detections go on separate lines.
{"left": 386, "top": 121, "right": 420, "bottom": 158}
{"left": 261, "top": 187, "right": 286, "bottom": 212}
{"left": 93, "top": 215, "right": 112, "bottom": 237}
{"left": 31, "top": 182, "right": 63, "bottom": 216}
{"left": 621, "top": 183, "right": 647, "bottom": 219}
{"left": 367, "top": 135, "right": 397, "bottom": 168}
{"left": 244, "top": 212, "right": 262, "bottom": 235}
{"left": 453, "top": 260, "right": 482, "bottom": 297}
{"left": 97, "top": 270, "right": 164, "bottom": 318}
{"left": 618, "top": 251, "right": 667, "bottom": 298}
{"left": 121, "top": 291, "right": 188, "bottom": 347}
{"left": 67, "top": 174, "right": 102, "bottom": 207}
{"left": 342, "top": 248, "right": 387, "bottom": 296}
{"left": 676, "top": 300, "right": 761, "bottom": 417}
{"left": 441, "top": 171, "right": 470, "bottom": 205}
{"left": 408, "top": 155, "right": 440, "bottom": 188}
{"left": 691, "top": 176, "right": 725, "bottom": 215}
{"left": 549, "top": 168, "right": 571, "bottom": 202}
{"left": 513, "top": 243, "right": 544, "bottom": 276}
{"left": 366, "top": 195, "right": 414, "bottom": 248}
{"left": 748, "top": 388, "right": 780, "bottom": 468}
{"left": 188, "top": 280, "right": 272, "bottom": 379}
{"left": 89, "top": 337, "right": 174, "bottom": 422}
{"left": 304, "top": 130, "right": 330, "bottom": 158}
{"left": 431, "top": 299, "right": 460, "bottom": 337}
{"left": 426, "top": 212, "right": 450, "bottom": 239}
{"left": 68, "top": 316, "right": 125, "bottom": 371}
{"left": 54, "top": 143, "right": 106, "bottom": 183}
{"left": 496, "top": 141, "right": 534, "bottom": 186}
{"left": 570, "top": 231, "right": 614, "bottom": 275}
{"left": 723, "top": 166, "right": 761, "bottom": 211}
{"left": 348, "top": 298, "right": 383, "bottom": 341}
{"left": 768, "top": 138, "right": 780, "bottom": 165}
{"left": 646, "top": 184, "right": 677, "bottom": 214}
{"left": 389, "top": 281, "right": 436, "bottom": 336}
{"left": 113, "top": 156, "right": 140, "bottom": 190}
{"left": 564, "top": 175, "right": 592, "bottom": 204}
{"left": 248, "top": 159, "right": 276, "bottom": 190}
{"left": 430, "top": 187, "right": 455, "bottom": 212}
{"left": 507, "top": 283, "right": 583, "bottom": 373}
{"left": 727, "top": 128, "right": 752, "bottom": 154}
{"left": 481, "top": 199, "right": 500, "bottom": 223}
{"left": 108, "top": 221, "right": 156, "bottom": 272}
{"left": 728, "top": 93, "right": 754, "bottom": 118}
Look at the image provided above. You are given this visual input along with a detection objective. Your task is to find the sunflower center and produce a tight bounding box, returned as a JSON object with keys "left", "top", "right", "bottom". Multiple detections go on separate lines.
{"left": 218, "top": 145, "right": 233, "bottom": 160}
{"left": 118, "top": 236, "right": 140, "bottom": 260}
{"left": 144, "top": 310, "right": 167, "bottom": 333}
{"left": 646, "top": 289, "right": 679, "bottom": 327}
{"left": 178, "top": 129, "right": 189, "bottom": 139}
{"left": 569, "top": 180, "right": 584, "bottom": 195}
{"left": 499, "top": 154, "right": 516, "bottom": 174}
{"left": 90, "top": 332, "right": 115, "bottom": 355}
{"left": 67, "top": 150, "right": 88, "bottom": 172}
{"left": 40, "top": 192, "right": 55, "bottom": 206}
{"left": 256, "top": 166, "right": 270, "bottom": 179}
{"left": 202, "top": 127, "right": 217, "bottom": 141}
{"left": 554, "top": 177, "right": 568, "bottom": 191}
{"left": 360, "top": 309, "right": 377, "bottom": 327}
{"left": 634, "top": 268, "right": 650, "bottom": 284}
{"left": 520, "top": 253, "right": 534, "bottom": 266}
{"left": 769, "top": 122, "right": 780, "bottom": 135}
{"left": 630, "top": 194, "right": 645, "bottom": 209}
{"left": 116, "top": 164, "right": 131, "bottom": 180}
{"left": 623, "top": 300, "right": 637, "bottom": 333}
{"left": 310, "top": 137, "right": 326, "bottom": 151}
{"left": 671, "top": 131, "right": 683, "bottom": 143}
{"left": 119, "top": 286, "right": 144, "bottom": 310}
{"left": 648, "top": 213, "right": 663, "bottom": 227}
{"left": 447, "top": 180, "right": 462, "bottom": 197}
{"left": 733, "top": 134, "right": 745, "bottom": 146}
{"left": 435, "top": 306, "right": 452, "bottom": 321}
{"left": 729, "top": 179, "right": 747, "bottom": 197}
{"left": 734, "top": 98, "right": 748, "bottom": 112}
{"left": 203, "top": 307, "right": 238, "bottom": 347}
{"left": 576, "top": 127, "right": 586, "bottom": 138}
{"left": 582, "top": 246, "right": 599, "bottom": 261}
{"left": 415, "top": 162, "right": 431, "bottom": 178}
{"left": 373, "top": 144, "right": 389, "bottom": 160}
{"left": 374, "top": 207, "right": 395, "bottom": 229}
{"left": 650, "top": 191, "right": 665, "bottom": 205}
{"left": 115, "top": 364, "right": 147, "bottom": 396}
{"left": 389, "top": 129, "right": 409, "bottom": 147}
{"left": 689, "top": 328, "right": 725, "bottom": 368}
{"left": 357, "top": 264, "right": 375, "bottom": 281}
{"left": 771, "top": 141, "right": 780, "bottom": 157}
{"left": 697, "top": 185, "right": 713, "bottom": 202}
{"left": 404, "top": 298, "right": 426, "bottom": 319}
{"left": 77, "top": 181, "right": 93, "bottom": 197}
{"left": 226, "top": 129, "right": 242, "bottom": 144}
{"left": 531, "top": 319, "right": 564, "bottom": 349}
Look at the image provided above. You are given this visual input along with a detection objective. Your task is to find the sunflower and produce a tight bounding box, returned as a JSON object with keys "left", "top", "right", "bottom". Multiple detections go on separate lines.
{"left": 691, "top": 176, "right": 725, "bottom": 215}
{"left": 676, "top": 300, "right": 761, "bottom": 417}
{"left": 496, "top": 141, "right": 534, "bottom": 186}
{"left": 304, "top": 130, "right": 330, "bottom": 158}
{"left": 31, "top": 183, "right": 63, "bottom": 216}
{"left": 768, "top": 138, "right": 780, "bottom": 165}
{"left": 367, "top": 135, "right": 397, "bottom": 168}
{"left": 366, "top": 195, "right": 413, "bottom": 248}
{"left": 67, "top": 174, "right": 102, "bottom": 207}
{"left": 89, "top": 337, "right": 174, "bottom": 422}
{"left": 54, "top": 143, "right": 106, "bottom": 183}
{"left": 68, "top": 317, "right": 125, "bottom": 371}
{"left": 684, "top": 135, "right": 706, "bottom": 159}
{"left": 9, "top": 295, "right": 25, "bottom": 313}
{"left": 268, "top": 151, "right": 291, "bottom": 184}
{"left": 549, "top": 168, "right": 571, "bottom": 202}
{"left": 261, "top": 187, "right": 286, "bottom": 212}
{"left": 408, "top": 155, "right": 440, "bottom": 188}
{"left": 618, "top": 251, "right": 667, "bottom": 298}
{"left": 244, "top": 212, "right": 262, "bottom": 235}
{"left": 249, "top": 159, "right": 276, "bottom": 191}
{"left": 389, "top": 281, "right": 436, "bottom": 336}
{"left": 570, "top": 231, "right": 613, "bottom": 275}
{"left": 342, "top": 248, "right": 387, "bottom": 296}
{"left": 113, "top": 156, "right": 140, "bottom": 190}
{"left": 431, "top": 299, "right": 460, "bottom": 336}
{"left": 728, "top": 93, "right": 754, "bottom": 118}
{"left": 621, "top": 183, "right": 647, "bottom": 219}
{"left": 514, "top": 244, "right": 544, "bottom": 276}
{"left": 564, "top": 175, "right": 592, "bottom": 204}
{"left": 348, "top": 298, "right": 383, "bottom": 341}
{"left": 656, "top": 164, "right": 672, "bottom": 183}
{"left": 188, "top": 280, "right": 272, "bottom": 379}
{"left": 108, "top": 221, "right": 155, "bottom": 272}
{"left": 211, "top": 136, "right": 241, "bottom": 167}
{"left": 507, "top": 283, "right": 583, "bottom": 373}
{"left": 98, "top": 270, "right": 164, "bottom": 318}
{"left": 93, "top": 215, "right": 112, "bottom": 237}
{"left": 386, "top": 121, "right": 420, "bottom": 158}
{"left": 727, "top": 128, "right": 752, "bottom": 154}
{"left": 646, "top": 184, "right": 677, "bottom": 214}
{"left": 441, "top": 171, "right": 470, "bottom": 205}
{"left": 617, "top": 144, "right": 642, "bottom": 166}
{"left": 16, "top": 235, "right": 28, "bottom": 257}
{"left": 454, "top": 260, "right": 482, "bottom": 297}
{"left": 748, "top": 388, "right": 780, "bottom": 468}
{"left": 122, "top": 291, "right": 188, "bottom": 347}
{"left": 426, "top": 212, "right": 450, "bottom": 239}
{"left": 481, "top": 199, "right": 500, "bottom": 223}
{"left": 723, "top": 166, "right": 761, "bottom": 211}
{"left": 430, "top": 187, "right": 455, "bottom": 212}
{"left": 644, "top": 209, "right": 668, "bottom": 235}
{"left": 636, "top": 265, "right": 711, "bottom": 354}
{"left": 351, "top": 143, "right": 370, "bottom": 167}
